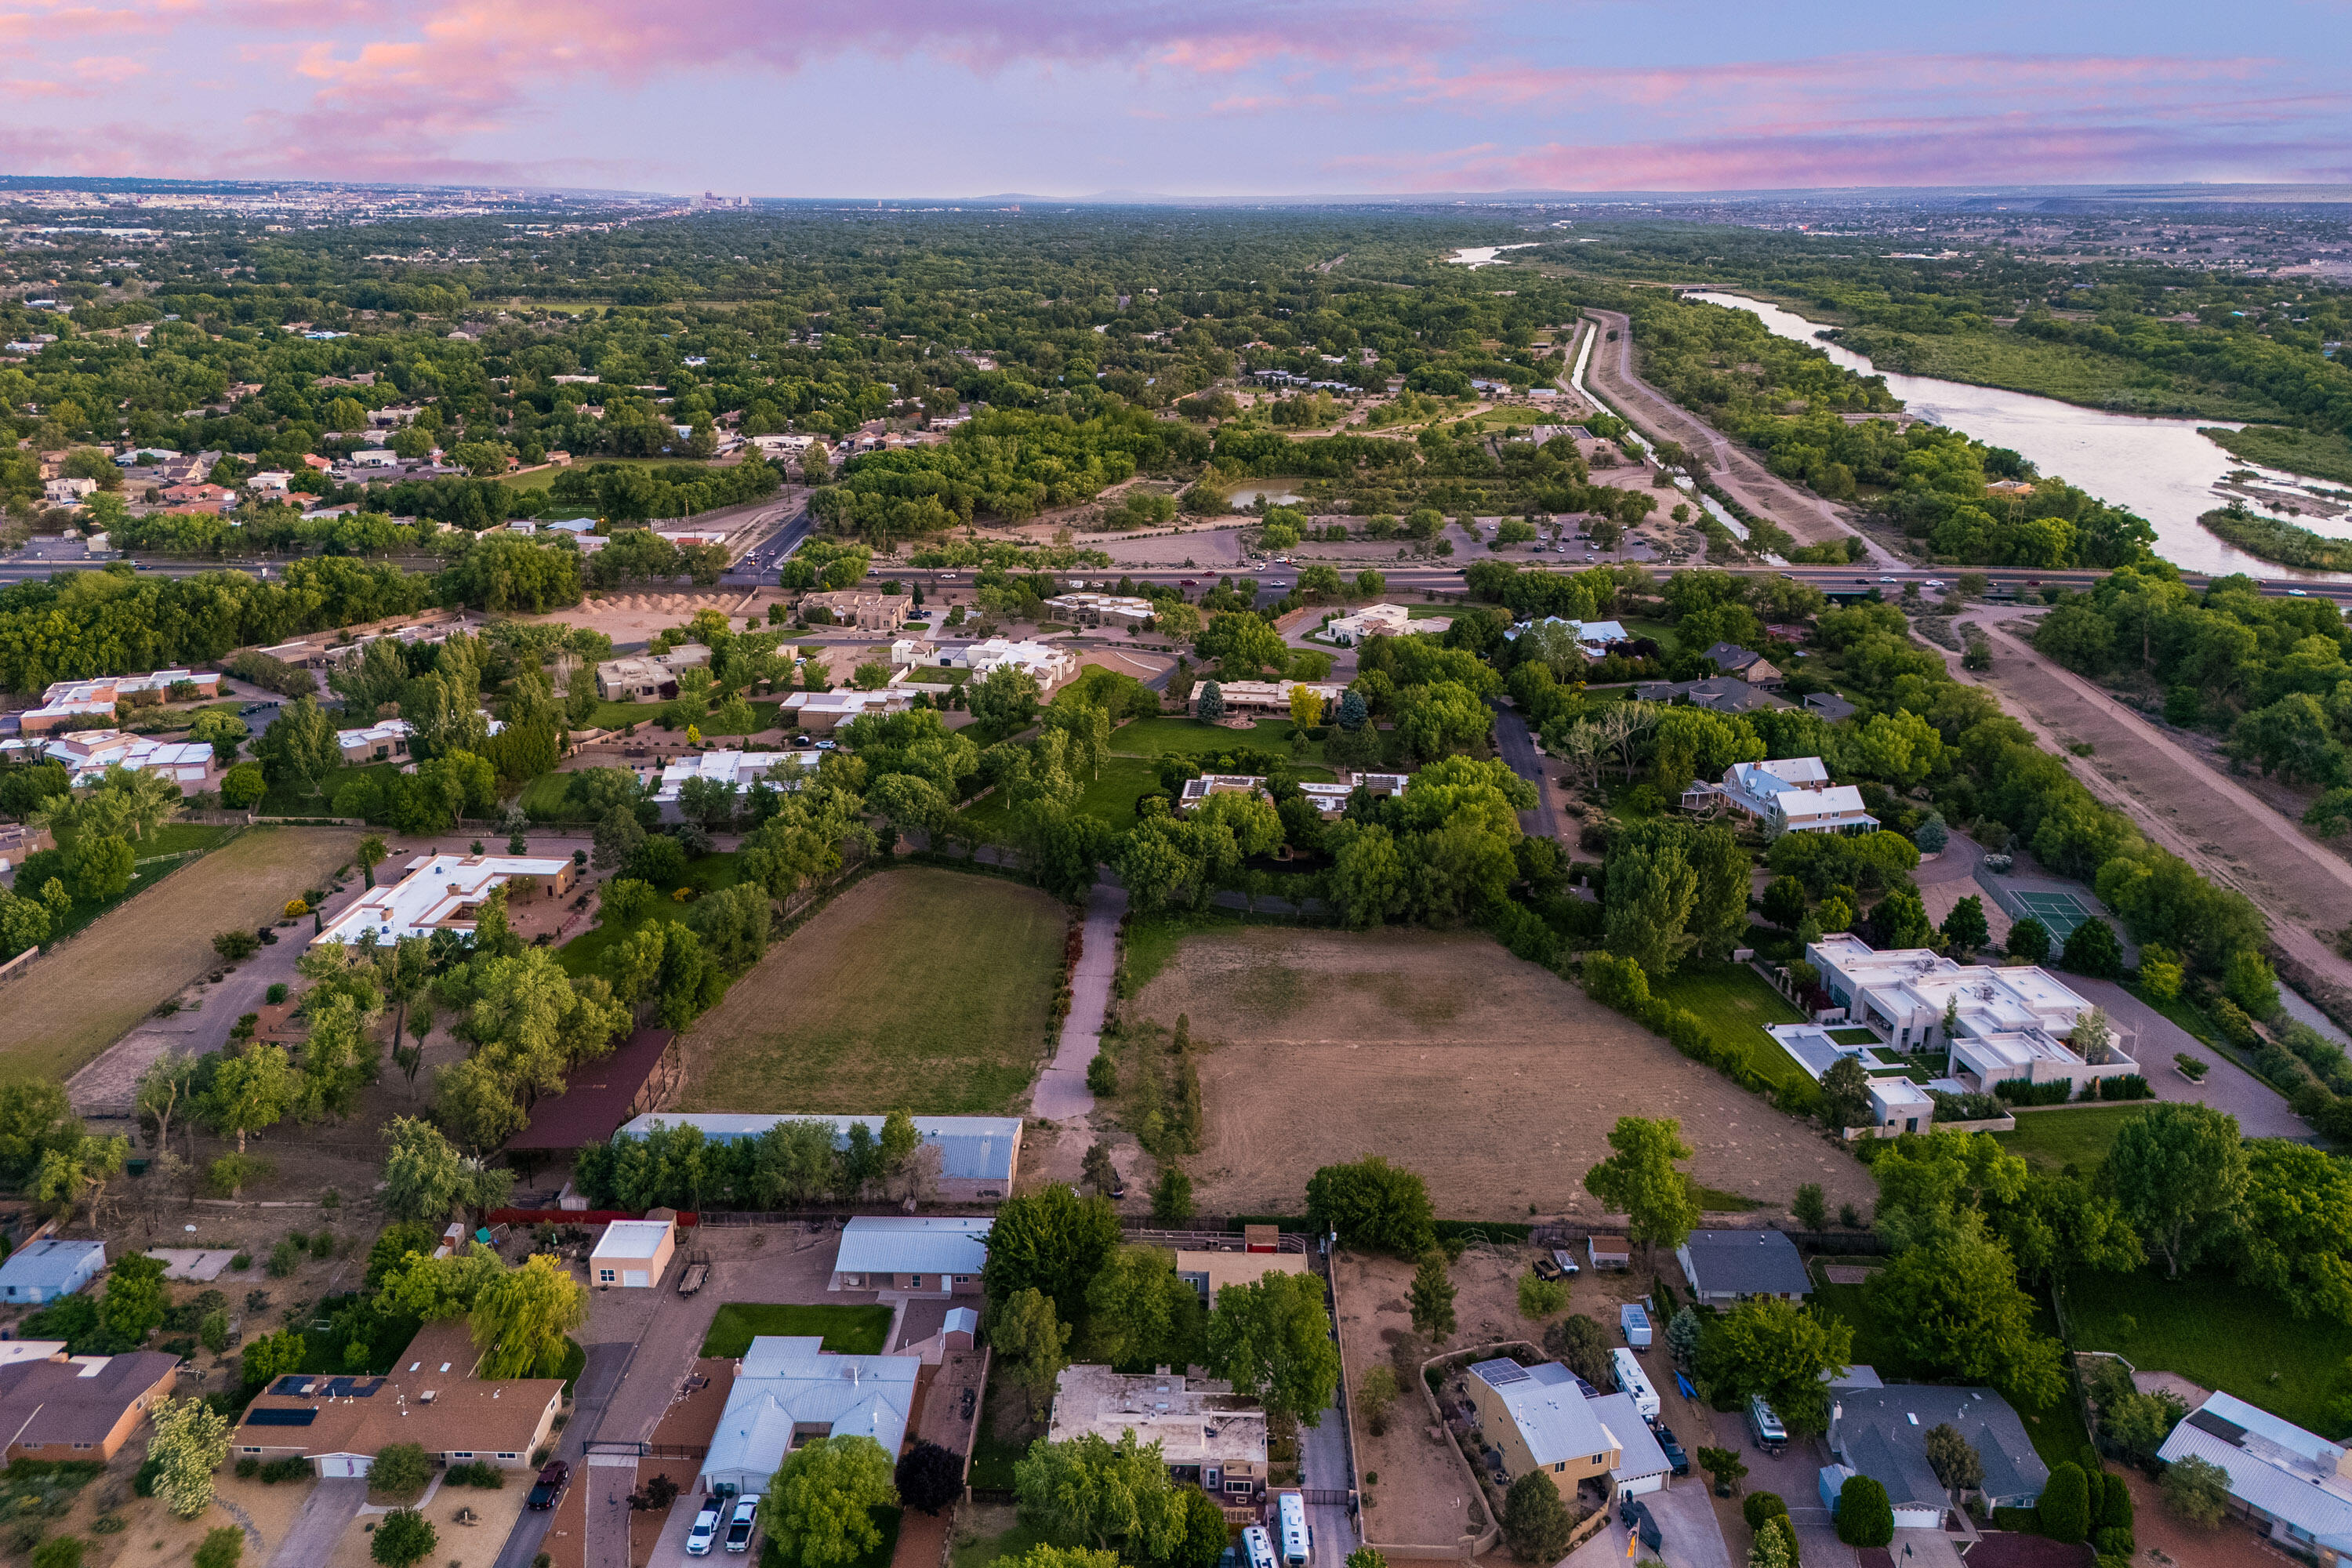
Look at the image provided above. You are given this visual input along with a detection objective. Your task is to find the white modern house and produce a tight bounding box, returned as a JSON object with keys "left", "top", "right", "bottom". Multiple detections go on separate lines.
{"left": 314, "top": 854, "right": 578, "bottom": 946}
{"left": 650, "top": 750, "right": 814, "bottom": 818}
{"left": 1766, "top": 1024, "right": 1938, "bottom": 1136}
{"left": 1325, "top": 603, "right": 1446, "bottom": 645}
{"left": 699, "top": 1336, "right": 920, "bottom": 1497}
{"left": 1682, "top": 757, "right": 1878, "bottom": 836}
{"left": 2158, "top": 1392, "right": 2352, "bottom": 1563}
{"left": 1804, "top": 936, "right": 2139, "bottom": 1095}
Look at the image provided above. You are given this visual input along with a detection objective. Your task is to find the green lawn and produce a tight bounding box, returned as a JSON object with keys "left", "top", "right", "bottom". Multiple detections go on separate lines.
{"left": 577, "top": 699, "right": 661, "bottom": 733}
{"left": 903, "top": 666, "right": 972, "bottom": 685}
{"left": 700, "top": 1303, "right": 895, "bottom": 1359}
{"left": 700, "top": 699, "right": 784, "bottom": 738}
{"left": 1989, "top": 1104, "right": 2152, "bottom": 1175}
{"left": 963, "top": 756, "right": 1338, "bottom": 842}
{"left": 1828, "top": 1027, "right": 1879, "bottom": 1046}
{"left": 555, "top": 853, "right": 742, "bottom": 978}
{"left": 45, "top": 823, "right": 243, "bottom": 943}
{"left": 2065, "top": 1268, "right": 2352, "bottom": 1436}
{"left": 953, "top": 1521, "right": 1047, "bottom": 1568}
{"left": 1649, "top": 960, "right": 1816, "bottom": 1105}
{"left": 1110, "top": 716, "right": 1327, "bottom": 764}
{"left": 1809, "top": 1261, "right": 2092, "bottom": 1468}
{"left": 518, "top": 771, "right": 588, "bottom": 822}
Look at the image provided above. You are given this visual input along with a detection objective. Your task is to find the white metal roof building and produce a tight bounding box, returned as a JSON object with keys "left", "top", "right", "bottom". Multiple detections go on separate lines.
{"left": 1469, "top": 1358, "right": 1619, "bottom": 1470}
{"left": 313, "top": 853, "right": 576, "bottom": 946}
{"left": 2158, "top": 1392, "right": 2352, "bottom": 1560}
{"left": 0, "top": 731, "right": 220, "bottom": 790}
{"left": 699, "top": 1337, "right": 920, "bottom": 1497}
{"left": 831, "top": 1217, "right": 991, "bottom": 1293}
{"left": 589, "top": 1221, "right": 676, "bottom": 1290}
{"left": 612, "top": 1114, "right": 1020, "bottom": 1200}
{"left": 0, "top": 1240, "right": 106, "bottom": 1304}
{"left": 1588, "top": 1391, "right": 1672, "bottom": 1496}
{"left": 650, "top": 751, "right": 814, "bottom": 820}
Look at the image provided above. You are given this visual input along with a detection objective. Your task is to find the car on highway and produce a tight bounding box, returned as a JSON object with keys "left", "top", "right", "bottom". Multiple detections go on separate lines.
{"left": 526, "top": 1461, "right": 570, "bottom": 1510}
{"left": 725, "top": 1496, "right": 760, "bottom": 1553}
{"left": 1179, "top": 579, "right": 1197, "bottom": 586}
{"left": 686, "top": 1501, "right": 723, "bottom": 1556}
{"left": 2290, "top": 588, "right": 2310, "bottom": 597}
{"left": 1924, "top": 579, "right": 1945, "bottom": 590}
{"left": 1879, "top": 575, "right": 1900, "bottom": 583}
{"left": 1855, "top": 577, "right": 1872, "bottom": 585}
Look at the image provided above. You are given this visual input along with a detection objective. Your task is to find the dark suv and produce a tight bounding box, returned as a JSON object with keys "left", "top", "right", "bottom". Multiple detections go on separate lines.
{"left": 527, "top": 1461, "right": 570, "bottom": 1510}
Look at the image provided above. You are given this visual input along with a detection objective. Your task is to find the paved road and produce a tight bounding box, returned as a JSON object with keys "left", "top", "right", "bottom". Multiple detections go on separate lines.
{"left": 1490, "top": 702, "right": 1562, "bottom": 846}
{"left": 1032, "top": 880, "right": 1128, "bottom": 1123}
{"left": 263, "top": 1478, "right": 365, "bottom": 1568}
{"left": 490, "top": 1341, "right": 633, "bottom": 1568}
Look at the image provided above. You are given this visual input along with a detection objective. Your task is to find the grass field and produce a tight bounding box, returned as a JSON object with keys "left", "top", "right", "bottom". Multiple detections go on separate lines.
{"left": 2066, "top": 1268, "right": 2350, "bottom": 1435}
{"left": 1989, "top": 1103, "right": 2151, "bottom": 1174}
{"left": 258, "top": 760, "right": 401, "bottom": 818}
{"left": 700, "top": 1303, "right": 894, "bottom": 1359}
{"left": 499, "top": 455, "right": 727, "bottom": 492}
{"left": 1809, "top": 1260, "right": 2092, "bottom": 1468}
{"left": 578, "top": 699, "right": 661, "bottom": 732}
{"left": 1110, "top": 717, "right": 1326, "bottom": 764}
{"left": 0, "top": 827, "right": 357, "bottom": 1082}
{"left": 518, "top": 771, "right": 587, "bottom": 821}
{"left": 1649, "top": 960, "right": 1817, "bottom": 1105}
{"left": 677, "top": 866, "right": 1065, "bottom": 1115}
{"left": 554, "top": 852, "right": 741, "bottom": 978}
{"left": 45, "top": 822, "right": 244, "bottom": 945}
{"left": 2201, "top": 425, "right": 2352, "bottom": 487}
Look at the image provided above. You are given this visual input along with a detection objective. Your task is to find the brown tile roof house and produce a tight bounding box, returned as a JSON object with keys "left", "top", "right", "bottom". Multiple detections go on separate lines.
{"left": 0, "top": 1350, "right": 180, "bottom": 1461}
{"left": 229, "top": 1320, "right": 563, "bottom": 1478}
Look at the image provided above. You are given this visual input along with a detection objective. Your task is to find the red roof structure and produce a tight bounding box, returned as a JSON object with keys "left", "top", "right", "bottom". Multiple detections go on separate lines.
{"left": 504, "top": 1028, "right": 677, "bottom": 1153}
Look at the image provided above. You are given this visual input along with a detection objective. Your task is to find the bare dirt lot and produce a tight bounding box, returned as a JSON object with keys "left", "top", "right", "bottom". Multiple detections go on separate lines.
{"left": 523, "top": 590, "right": 779, "bottom": 644}
{"left": 0, "top": 827, "right": 358, "bottom": 1083}
{"left": 1131, "top": 927, "right": 1873, "bottom": 1219}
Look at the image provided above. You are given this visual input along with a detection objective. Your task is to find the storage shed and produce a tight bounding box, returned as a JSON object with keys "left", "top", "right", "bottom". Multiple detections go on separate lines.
{"left": 590, "top": 1220, "right": 676, "bottom": 1289}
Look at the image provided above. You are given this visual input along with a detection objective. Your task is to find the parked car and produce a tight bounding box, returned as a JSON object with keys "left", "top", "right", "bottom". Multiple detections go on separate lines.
{"left": 1548, "top": 1249, "right": 1581, "bottom": 1277}
{"left": 793, "top": 734, "right": 814, "bottom": 747}
{"left": 686, "top": 1501, "right": 723, "bottom": 1556}
{"left": 725, "top": 1496, "right": 761, "bottom": 1553}
{"left": 1659, "top": 1435, "right": 1691, "bottom": 1478}
{"left": 526, "top": 1461, "right": 570, "bottom": 1511}
{"left": 1533, "top": 1255, "right": 1566, "bottom": 1282}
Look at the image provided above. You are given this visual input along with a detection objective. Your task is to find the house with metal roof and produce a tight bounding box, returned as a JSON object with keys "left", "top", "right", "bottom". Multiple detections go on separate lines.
{"left": 2157, "top": 1392, "right": 2352, "bottom": 1563}
{"left": 1675, "top": 1231, "right": 1812, "bottom": 1304}
{"left": 1588, "top": 1390, "right": 1673, "bottom": 1497}
{"left": 612, "top": 1113, "right": 1020, "bottom": 1201}
{"left": 1463, "top": 1359, "right": 1626, "bottom": 1501}
{"left": 831, "top": 1217, "right": 990, "bottom": 1294}
{"left": 699, "top": 1337, "right": 920, "bottom": 1497}
{"left": 0, "top": 1240, "right": 106, "bottom": 1305}
{"left": 1829, "top": 1383, "right": 2050, "bottom": 1522}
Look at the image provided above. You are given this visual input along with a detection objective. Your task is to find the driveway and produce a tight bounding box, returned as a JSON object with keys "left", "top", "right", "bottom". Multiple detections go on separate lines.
{"left": 1031, "top": 880, "right": 1126, "bottom": 1123}
{"left": 491, "top": 1341, "right": 631, "bottom": 1568}
{"left": 2070, "top": 978, "right": 2308, "bottom": 1138}
{"left": 1642, "top": 1480, "right": 1734, "bottom": 1568}
{"left": 263, "top": 1478, "right": 365, "bottom": 1568}
{"left": 1492, "top": 702, "right": 1563, "bottom": 846}
{"left": 1300, "top": 1387, "right": 1357, "bottom": 1566}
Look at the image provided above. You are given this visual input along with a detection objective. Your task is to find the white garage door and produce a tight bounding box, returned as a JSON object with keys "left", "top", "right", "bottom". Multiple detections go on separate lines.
{"left": 1617, "top": 1472, "right": 1665, "bottom": 1497}
{"left": 1892, "top": 1506, "right": 1941, "bottom": 1530}
{"left": 623, "top": 1270, "right": 650, "bottom": 1288}
{"left": 322, "top": 1456, "right": 369, "bottom": 1478}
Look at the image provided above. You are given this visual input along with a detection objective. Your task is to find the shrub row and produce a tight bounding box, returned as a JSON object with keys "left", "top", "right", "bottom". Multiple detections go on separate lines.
{"left": 1579, "top": 953, "right": 1802, "bottom": 1109}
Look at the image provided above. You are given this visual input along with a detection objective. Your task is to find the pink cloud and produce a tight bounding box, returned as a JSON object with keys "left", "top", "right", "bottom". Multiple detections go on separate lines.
{"left": 73, "top": 54, "right": 147, "bottom": 80}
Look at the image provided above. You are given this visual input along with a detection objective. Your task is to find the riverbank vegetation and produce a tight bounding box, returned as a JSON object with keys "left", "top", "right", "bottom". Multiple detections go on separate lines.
{"left": 2201, "top": 426, "right": 2352, "bottom": 488}
{"left": 2191, "top": 503, "right": 2352, "bottom": 572}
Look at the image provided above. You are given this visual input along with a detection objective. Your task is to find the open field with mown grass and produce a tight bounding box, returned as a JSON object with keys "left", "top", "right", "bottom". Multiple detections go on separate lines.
{"left": 0, "top": 827, "right": 357, "bottom": 1081}
{"left": 2067, "top": 1267, "right": 2351, "bottom": 1436}
{"left": 1130, "top": 924, "right": 1871, "bottom": 1219}
{"left": 1650, "top": 960, "right": 1816, "bottom": 1108}
{"left": 1110, "top": 717, "right": 1326, "bottom": 763}
{"left": 1989, "top": 1102, "right": 2151, "bottom": 1174}
{"left": 677, "top": 866, "right": 1065, "bottom": 1115}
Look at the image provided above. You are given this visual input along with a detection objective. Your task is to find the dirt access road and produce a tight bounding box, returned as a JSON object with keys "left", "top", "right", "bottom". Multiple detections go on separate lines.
{"left": 1956, "top": 612, "right": 2352, "bottom": 999}
{"left": 1581, "top": 307, "right": 1892, "bottom": 561}
{"left": 1132, "top": 926, "right": 1872, "bottom": 1219}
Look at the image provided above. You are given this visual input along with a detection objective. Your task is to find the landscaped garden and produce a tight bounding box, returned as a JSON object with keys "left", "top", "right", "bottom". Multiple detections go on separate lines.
{"left": 1648, "top": 960, "right": 1817, "bottom": 1105}
{"left": 700, "top": 1303, "right": 895, "bottom": 1359}
{"left": 1988, "top": 1103, "right": 2151, "bottom": 1174}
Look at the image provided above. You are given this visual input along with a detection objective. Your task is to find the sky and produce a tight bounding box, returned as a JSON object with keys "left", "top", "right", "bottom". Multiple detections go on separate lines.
{"left": 2, "top": 0, "right": 2350, "bottom": 196}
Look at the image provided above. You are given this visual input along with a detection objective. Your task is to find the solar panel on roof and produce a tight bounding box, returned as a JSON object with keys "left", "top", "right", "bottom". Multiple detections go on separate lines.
{"left": 269, "top": 1376, "right": 310, "bottom": 1396}
{"left": 2188, "top": 1409, "right": 2247, "bottom": 1446}
{"left": 1481, "top": 1362, "right": 1531, "bottom": 1386}
{"left": 246, "top": 1407, "right": 317, "bottom": 1426}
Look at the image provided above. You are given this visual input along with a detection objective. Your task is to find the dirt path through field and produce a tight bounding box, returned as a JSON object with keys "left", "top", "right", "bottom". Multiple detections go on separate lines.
{"left": 1132, "top": 926, "right": 1871, "bottom": 1219}
{"left": 1956, "top": 615, "right": 2352, "bottom": 995}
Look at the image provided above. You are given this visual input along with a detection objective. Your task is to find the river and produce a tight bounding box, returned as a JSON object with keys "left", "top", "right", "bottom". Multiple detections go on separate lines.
{"left": 1686, "top": 292, "right": 2340, "bottom": 579}
{"left": 1447, "top": 244, "right": 1537, "bottom": 269}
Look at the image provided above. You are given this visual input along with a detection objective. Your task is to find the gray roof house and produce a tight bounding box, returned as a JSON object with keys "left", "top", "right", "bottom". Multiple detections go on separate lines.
{"left": 2156, "top": 1391, "right": 2352, "bottom": 1560}
{"left": 1703, "top": 643, "right": 1784, "bottom": 689}
{"left": 1803, "top": 691, "right": 1858, "bottom": 722}
{"left": 1675, "top": 1230, "right": 1811, "bottom": 1303}
{"left": 1830, "top": 1384, "right": 2050, "bottom": 1519}
{"left": 698, "top": 1336, "right": 919, "bottom": 1497}
{"left": 0, "top": 1240, "right": 106, "bottom": 1305}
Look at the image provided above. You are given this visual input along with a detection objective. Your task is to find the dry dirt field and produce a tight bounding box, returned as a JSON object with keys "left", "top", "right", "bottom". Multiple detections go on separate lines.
{"left": 0, "top": 827, "right": 357, "bottom": 1083}
{"left": 677, "top": 866, "right": 1069, "bottom": 1115}
{"left": 1131, "top": 927, "right": 1873, "bottom": 1219}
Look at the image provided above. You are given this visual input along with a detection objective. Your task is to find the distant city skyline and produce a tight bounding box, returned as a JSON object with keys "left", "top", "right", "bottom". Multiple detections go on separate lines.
{"left": 2, "top": 0, "right": 2346, "bottom": 195}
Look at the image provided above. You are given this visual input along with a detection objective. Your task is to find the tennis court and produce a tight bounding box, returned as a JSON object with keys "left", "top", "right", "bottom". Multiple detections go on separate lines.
{"left": 2009, "top": 890, "right": 2094, "bottom": 937}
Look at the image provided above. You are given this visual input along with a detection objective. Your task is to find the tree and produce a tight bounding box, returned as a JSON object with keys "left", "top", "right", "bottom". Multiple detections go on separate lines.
{"left": 2107, "top": 1104, "right": 2250, "bottom": 1278}
{"left": 970, "top": 666, "right": 1043, "bottom": 731}
{"left": 2061, "top": 917, "right": 2123, "bottom": 978}
{"left": 1666, "top": 1305, "right": 1703, "bottom": 1368}
{"left": 1408, "top": 1254, "right": 1456, "bottom": 1339}
{"left": 371, "top": 1508, "right": 437, "bottom": 1568}
{"left": 1194, "top": 681, "right": 1225, "bottom": 722}
{"left": 1748, "top": 1514, "right": 1790, "bottom": 1568}
{"left": 2006, "top": 916, "right": 2051, "bottom": 964}
{"left": 1013, "top": 1431, "right": 1189, "bottom": 1559}
{"left": 1866, "top": 1214, "right": 2064, "bottom": 1407}
{"left": 1152, "top": 1167, "right": 1193, "bottom": 1224}
{"left": 593, "top": 804, "right": 647, "bottom": 871}
{"left": 768, "top": 1435, "right": 898, "bottom": 1568}
{"left": 256, "top": 696, "right": 343, "bottom": 800}
{"left": 148, "top": 1395, "right": 234, "bottom": 1518}
{"left": 1761, "top": 877, "right": 1808, "bottom": 929}
{"left": 193, "top": 1527, "right": 244, "bottom": 1568}
{"left": 895, "top": 1441, "right": 965, "bottom": 1515}
{"left": 1697, "top": 1447, "right": 1748, "bottom": 1497}
{"left": 383, "top": 1116, "right": 507, "bottom": 1222}
{"left": 1817, "top": 1055, "right": 1873, "bottom": 1132}
{"left": 1516, "top": 1270, "right": 1567, "bottom": 1321}
{"left": 221, "top": 761, "right": 267, "bottom": 809}
{"left": 2239, "top": 1138, "right": 2352, "bottom": 1322}
{"left": 1924, "top": 1424, "right": 1984, "bottom": 1497}
{"left": 1835, "top": 1475, "right": 1893, "bottom": 1548}
{"left": 201, "top": 1044, "right": 294, "bottom": 1158}
{"left": 1697, "top": 1298, "right": 1852, "bottom": 1435}
{"left": 2161, "top": 1455, "right": 2230, "bottom": 1528}
{"left": 982, "top": 1185, "right": 1122, "bottom": 1324}
{"left": 996, "top": 1287, "right": 1071, "bottom": 1421}
{"left": 241, "top": 1328, "right": 307, "bottom": 1387}
{"left": 1602, "top": 826, "right": 1697, "bottom": 976}
{"left": 1501, "top": 1472, "right": 1575, "bottom": 1563}
{"left": 1204, "top": 1270, "right": 1340, "bottom": 1427}
{"left": 369, "top": 1442, "right": 433, "bottom": 1497}
{"left": 470, "top": 1253, "right": 586, "bottom": 1378}
{"left": 1793, "top": 1184, "right": 1828, "bottom": 1232}
{"left": 100, "top": 1252, "right": 169, "bottom": 1346}
{"left": 1357, "top": 1366, "right": 1401, "bottom": 1435}
{"left": 1941, "top": 896, "right": 1989, "bottom": 956}
{"left": 1305, "top": 1156, "right": 1436, "bottom": 1256}
{"left": 1584, "top": 1116, "right": 1699, "bottom": 1266}
{"left": 1544, "top": 1315, "right": 1613, "bottom": 1388}
{"left": 2040, "top": 1462, "right": 2091, "bottom": 1544}
{"left": 69, "top": 833, "right": 135, "bottom": 902}
{"left": 1083, "top": 1245, "right": 1205, "bottom": 1371}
